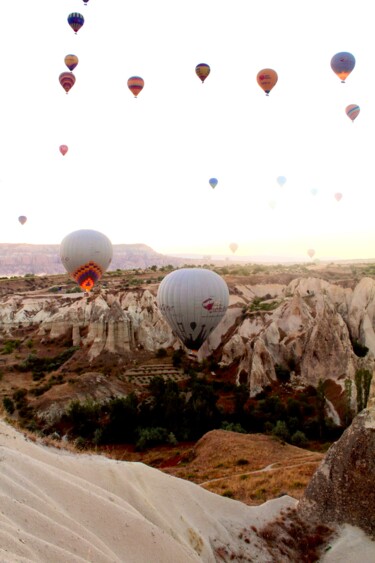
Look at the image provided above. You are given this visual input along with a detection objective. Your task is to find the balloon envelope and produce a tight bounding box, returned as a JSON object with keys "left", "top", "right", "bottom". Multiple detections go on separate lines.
{"left": 334, "top": 192, "right": 343, "bottom": 202}
{"left": 59, "top": 145, "right": 68, "bottom": 156}
{"left": 195, "top": 63, "right": 210, "bottom": 83}
{"left": 257, "top": 69, "right": 278, "bottom": 95}
{"left": 127, "top": 76, "right": 144, "bottom": 97}
{"left": 345, "top": 104, "right": 360, "bottom": 122}
{"left": 64, "top": 54, "right": 79, "bottom": 71}
{"left": 277, "top": 176, "right": 287, "bottom": 187}
{"left": 60, "top": 229, "right": 113, "bottom": 292}
{"left": 229, "top": 243, "right": 238, "bottom": 254}
{"left": 307, "top": 249, "right": 315, "bottom": 258}
{"left": 209, "top": 178, "right": 218, "bottom": 189}
{"left": 157, "top": 268, "right": 229, "bottom": 352}
{"left": 18, "top": 216, "right": 27, "bottom": 225}
{"left": 330, "top": 52, "right": 355, "bottom": 82}
{"left": 59, "top": 72, "right": 76, "bottom": 93}
{"left": 68, "top": 13, "right": 84, "bottom": 34}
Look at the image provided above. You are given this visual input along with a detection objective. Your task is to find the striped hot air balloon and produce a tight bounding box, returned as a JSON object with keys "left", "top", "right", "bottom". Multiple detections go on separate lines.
{"left": 64, "top": 54, "right": 79, "bottom": 71}
{"left": 127, "top": 76, "right": 144, "bottom": 97}
{"left": 345, "top": 104, "right": 360, "bottom": 122}
{"left": 195, "top": 63, "right": 210, "bottom": 83}
{"left": 67, "top": 13, "right": 84, "bottom": 34}
{"left": 59, "top": 72, "right": 76, "bottom": 93}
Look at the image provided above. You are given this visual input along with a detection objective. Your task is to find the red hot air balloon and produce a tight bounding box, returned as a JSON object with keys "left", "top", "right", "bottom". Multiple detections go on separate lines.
{"left": 64, "top": 54, "right": 79, "bottom": 71}
{"left": 59, "top": 72, "right": 76, "bottom": 93}
{"left": 195, "top": 63, "right": 210, "bottom": 83}
{"left": 127, "top": 76, "right": 144, "bottom": 97}
{"left": 67, "top": 13, "right": 84, "bottom": 34}
{"left": 18, "top": 216, "right": 27, "bottom": 225}
{"left": 334, "top": 192, "right": 343, "bottom": 202}
{"left": 257, "top": 69, "right": 278, "bottom": 95}
{"left": 59, "top": 145, "right": 68, "bottom": 156}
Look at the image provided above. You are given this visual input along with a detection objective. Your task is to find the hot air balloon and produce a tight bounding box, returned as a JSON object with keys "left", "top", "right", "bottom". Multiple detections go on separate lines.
{"left": 59, "top": 145, "right": 68, "bottom": 156}
{"left": 257, "top": 69, "right": 278, "bottom": 95}
{"left": 310, "top": 188, "right": 318, "bottom": 196}
{"left": 60, "top": 229, "right": 113, "bottom": 292}
{"left": 68, "top": 13, "right": 84, "bottom": 34}
{"left": 157, "top": 268, "right": 229, "bottom": 353}
{"left": 277, "top": 176, "right": 287, "bottom": 187}
{"left": 127, "top": 76, "right": 144, "bottom": 97}
{"left": 307, "top": 249, "right": 315, "bottom": 259}
{"left": 18, "top": 216, "right": 27, "bottom": 225}
{"left": 83, "top": 0, "right": 90, "bottom": 5}
{"left": 64, "top": 54, "right": 79, "bottom": 71}
{"left": 195, "top": 63, "right": 210, "bottom": 83}
{"left": 345, "top": 104, "right": 360, "bottom": 122}
{"left": 229, "top": 243, "right": 238, "bottom": 254}
{"left": 209, "top": 178, "right": 218, "bottom": 189}
{"left": 334, "top": 192, "right": 343, "bottom": 202}
{"left": 331, "top": 52, "right": 355, "bottom": 83}
{"left": 59, "top": 72, "right": 76, "bottom": 93}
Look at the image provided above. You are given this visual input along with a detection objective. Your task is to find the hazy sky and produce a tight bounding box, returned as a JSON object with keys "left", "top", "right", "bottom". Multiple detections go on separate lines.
{"left": 1, "top": 0, "right": 374, "bottom": 261}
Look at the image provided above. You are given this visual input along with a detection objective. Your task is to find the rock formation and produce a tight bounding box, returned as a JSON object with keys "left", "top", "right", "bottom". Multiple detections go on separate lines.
{"left": 297, "top": 404, "right": 375, "bottom": 538}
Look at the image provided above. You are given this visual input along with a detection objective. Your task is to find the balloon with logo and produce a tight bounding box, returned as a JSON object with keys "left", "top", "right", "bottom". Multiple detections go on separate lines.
{"left": 18, "top": 216, "right": 27, "bottom": 225}
{"left": 209, "top": 178, "right": 218, "bottom": 189}
{"left": 157, "top": 268, "right": 229, "bottom": 353}
{"left": 127, "top": 76, "right": 144, "bottom": 97}
{"left": 64, "top": 54, "right": 79, "bottom": 71}
{"left": 68, "top": 13, "right": 84, "bottom": 34}
{"left": 195, "top": 63, "right": 210, "bottom": 83}
{"left": 277, "top": 176, "right": 287, "bottom": 187}
{"left": 59, "top": 145, "right": 68, "bottom": 156}
{"left": 334, "top": 192, "right": 343, "bottom": 202}
{"left": 331, "top": 52, "right": 355, "bottom": 83}
{"left": 60, "top": 229, "right": 113, "bottom": 292}
{"left": 345, "top": 104, "right": 360, "bottom": 122}
{"left": 307, "top": 249, "right": 315, "bottom": 259}
{"left": 59, "top": 72, "right": 76, "bottom": 93}
{"left": 257, "top": 69, "right": 278, "bottom": 95}
{"left": 229, "top": 242, "right": 238, "bottom": 254}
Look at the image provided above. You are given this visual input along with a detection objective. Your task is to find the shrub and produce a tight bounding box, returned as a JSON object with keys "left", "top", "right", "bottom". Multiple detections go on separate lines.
{"left": 156, "top": 347, "right": 167, "bottom": 358}
{"left": 291, "top": 430, "right": 308, "bottom": 447}
{"left": 272, "top": 420, "right": 290, "bottom": 442}
{"left": 3, "top": 397, "right": 15, "bottom": 414}
{"left": 135, "top": 427, "right": 169, "bottom": 450}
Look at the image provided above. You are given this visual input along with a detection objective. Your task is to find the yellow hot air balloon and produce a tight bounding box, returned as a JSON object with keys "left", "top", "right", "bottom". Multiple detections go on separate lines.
{"left": 229, "top": 242, "right": 238, "bottom": 254}
{"left": 195, "top": 63, "right": 210, "bottom": 83}
{"left": 60, "top": 229, "right": 113, "bottom": 292}
{"left": 64, "top": 54, "right": 79, "bottom": 71}
{"left": 257, "top": 69, "right": 278, "bottom": 95}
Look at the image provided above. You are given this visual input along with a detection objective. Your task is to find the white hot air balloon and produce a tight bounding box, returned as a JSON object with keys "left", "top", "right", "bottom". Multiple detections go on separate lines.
{"left": 307, "top": 248, "right": 315, "bottom": 259}
{"left": 157, "top": 268, "right": 229, "bottom": 353}
{"left": 60, "top": 229, "right": 113, "bottom": 292}
{"left": 229, "top": 242, "right": 238, "bottom": 254}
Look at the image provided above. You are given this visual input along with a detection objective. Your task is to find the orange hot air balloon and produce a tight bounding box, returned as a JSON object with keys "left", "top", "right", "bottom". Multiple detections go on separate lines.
{"left": 307, "top": 249, "right": 315, "bottom": 259}
{"left": 59, "top": 72, "right": 76, "bottom": 93}
{"left": 64, "top": 54, "right": 79, "bottom": 71}
{"left": 257, "top": 69, "right": 278, "bottom": 95}
{"left": 59, "top": 145, "right": 68, "bottom": 156}
{"left": 18, "top": 216, "right": 27, "bottom": 225}
{"left": 334, "top": 192, "right": 343, "bottom": 202}
{"left": 345, "top": 104, "right": 360, "bottom": 122}
{"left": 195, "top": 63, "right": 210, "bottom": 83}
{"left": 127, "top": 76, "right": 144, "bottom": 97}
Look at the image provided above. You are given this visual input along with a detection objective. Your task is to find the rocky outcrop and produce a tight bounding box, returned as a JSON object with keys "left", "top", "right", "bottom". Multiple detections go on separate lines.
{"left": 297, "top": 405, "right": 375, "bottom": 538}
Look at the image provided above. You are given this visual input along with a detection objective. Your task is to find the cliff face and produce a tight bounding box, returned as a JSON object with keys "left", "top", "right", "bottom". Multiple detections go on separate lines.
{"left": 0, "top": 275, "right": 375, "bottom": 423}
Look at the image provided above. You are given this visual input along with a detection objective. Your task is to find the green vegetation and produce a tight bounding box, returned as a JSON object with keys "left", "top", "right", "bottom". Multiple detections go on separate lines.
{"left": 355, "top": 368, "right": 373, "bottom": 412}
{"left": 1, "top": 339, "right": 21, "bottom": 355}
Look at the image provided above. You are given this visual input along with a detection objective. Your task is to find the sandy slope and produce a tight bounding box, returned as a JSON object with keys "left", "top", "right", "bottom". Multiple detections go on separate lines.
{"left": 1, "top": 419, "right": 374, "bottom": 562}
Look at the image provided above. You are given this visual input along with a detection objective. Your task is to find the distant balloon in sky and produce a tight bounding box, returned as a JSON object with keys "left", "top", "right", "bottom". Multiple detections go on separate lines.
{"left": 157, "top": 268, "right": 229, "bottom": 353}
{"left": 67, "top": 13, "right": 85, "bottom": 34}
{"left": 257, "top": 69, "right": 278, "bottom": 95}
{"left": 60, "top": 229, "right": 113, "bottom": 292}
{"left": 229, "top": 242, "right": 238, "bottom": 254}
{"left": 345, "top": 104, "right": 360, "bottom": 122}
{"left": 64, "top": 54, "right": 79, "bottom": 71}
{"left": 334, "top": 192, "right": 343, "bottom": 202}
{"left": 59, "top": 72, "right": 76, "bottom": 93}
{"left": 310, "top": 188, "right": 318, "bottom": 196}
{"left": 82, "top": 0, "right": 90, "bottom": 5}
{"left": 307, "top": 248, "right": 315, "bottom": 259}
{"left": 195, "top": 63, "right": 210, "bottom": 83}
{"left": 277, "top": 176, "right": 287, "bottom": 187}
{"left": 330, "top": 52, "right": 355, "bottom": 83}
{"left": 59, "top": 145, "right": 68, "bottom": 156}
{"left": 18, "top": 216, "right": 27, "bottom": 225}
{"left": 127, "top": 76, "right": 144, "bottom": 97}
{"left": 209, "top": 178, "right": 218, "bottom": 189}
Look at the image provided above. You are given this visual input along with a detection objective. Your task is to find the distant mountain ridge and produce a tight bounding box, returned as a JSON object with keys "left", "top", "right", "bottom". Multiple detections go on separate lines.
{"left": 0, "top": 243, "right": 190, "bottom": 276}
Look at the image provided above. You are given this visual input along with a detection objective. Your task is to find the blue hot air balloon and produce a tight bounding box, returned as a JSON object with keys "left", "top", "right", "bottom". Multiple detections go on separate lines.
{"left": 331, "top": 52, "right": 355, "bottom": 83}
{"left": 209, "top": 178, "right": 218, "bottom": 189}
